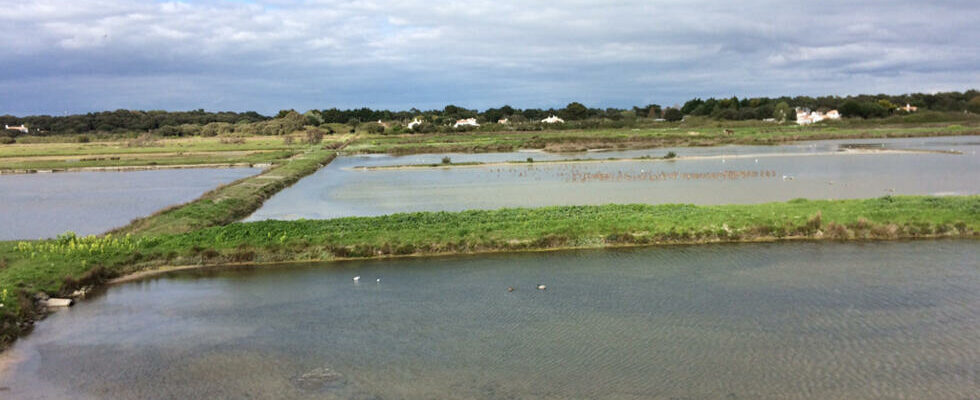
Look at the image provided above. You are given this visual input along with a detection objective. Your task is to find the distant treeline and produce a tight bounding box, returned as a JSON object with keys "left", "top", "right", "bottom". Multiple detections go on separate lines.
{"left": 2, "top": 90, "right": 979, "bottom": 137}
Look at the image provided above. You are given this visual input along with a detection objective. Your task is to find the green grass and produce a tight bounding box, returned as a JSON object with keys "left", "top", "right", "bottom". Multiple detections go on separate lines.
{"left": 0, "top": 150, "right": 294, "bottom": 171}
{"left": 0, "top": 134, "right": 349, "bottom": 171}
{"left": 346, "top": 121, "right": 980, "bottom": 155}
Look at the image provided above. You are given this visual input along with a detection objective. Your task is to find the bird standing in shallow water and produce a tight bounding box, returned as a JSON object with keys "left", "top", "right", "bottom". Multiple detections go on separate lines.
{"left": 353, "top": 276, "right": 360, "bottom": 282}
{"left": 537, "top": 284, "right": 547, "bottom": 290}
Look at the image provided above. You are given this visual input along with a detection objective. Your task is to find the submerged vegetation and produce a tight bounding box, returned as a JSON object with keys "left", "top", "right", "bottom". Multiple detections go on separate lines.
{"left": 2, "top": 195, "right": 977, "bottom": 345}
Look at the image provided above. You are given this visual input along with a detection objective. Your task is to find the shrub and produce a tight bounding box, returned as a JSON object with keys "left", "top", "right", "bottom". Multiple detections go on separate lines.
{"left": 361, "top": 122, "right": 385, "bottom": 134}
{"left": 441, "top": 156, "right": 451, "bottom": 164}
{"left": 305, "top": 128, "right": 325, "bottom": 144}
{"left": 201, "top": 249, "right": 220, "bottom": 260}
{"left": 219, "top": 137, "right": 246, "bottom": 144}
{"left": 664, "top": 151, "right": 677, "bottom": 159}
{"left": 127, "top": 133, "right": 160, "bottom": 147}
{"left": 825, "top": 222, "right": 850, "bottom": 239}
{"left": 663, "top": 108, "right": 684, "bottom": 122}
{"left": 228, "top": 250, "right": 256, "bottom": 263}
{"left": 0, "top": 137, "right": 14, "bottom": 145}
{"left": 806, "top": 211, "right": 822, "bottom": 232}
{"left": 76, "top": 135, "right": 90, "bottom": 143}
{"left": 526, "top": 157, "right": 534, "bottom": 163}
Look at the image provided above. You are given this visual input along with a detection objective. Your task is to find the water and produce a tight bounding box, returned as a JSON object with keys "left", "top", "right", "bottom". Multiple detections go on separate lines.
{"left": 1, "top": 241, "right": 977, "bottom": 399}
{"left": 0, "top": 168, "right": 260, "bottom": 240}
{"left": 246, "top": 136, "right": 980, "bottom": 221}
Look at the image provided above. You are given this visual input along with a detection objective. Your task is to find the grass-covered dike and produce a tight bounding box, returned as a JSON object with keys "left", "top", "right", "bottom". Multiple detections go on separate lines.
{"left": 2, "top": 195, "right": 977, "bottom": 347}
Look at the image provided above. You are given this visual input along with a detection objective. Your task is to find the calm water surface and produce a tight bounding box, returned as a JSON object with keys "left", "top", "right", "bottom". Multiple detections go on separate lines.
{"left": 1, "top": 241, "right": 977, "bottom": 399}
{"left": 247, "top": 136, "right": 980, "bottom": 221}
{"left": 0, "top": 168, "right": 260, "bottom": 240}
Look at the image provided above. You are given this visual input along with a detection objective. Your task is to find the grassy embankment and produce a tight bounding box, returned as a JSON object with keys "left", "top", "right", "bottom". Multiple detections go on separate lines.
{"left": 0, "top": 134, "right": 346, "bottom": 172}
{"left": 2, "top": 195, "right": 977, "bottom": 344}
{"left": 346, "top": 120, "right": 979, "bottom": 154}
{"left": 111, "top": 142, "right": 349, "bottom": 236}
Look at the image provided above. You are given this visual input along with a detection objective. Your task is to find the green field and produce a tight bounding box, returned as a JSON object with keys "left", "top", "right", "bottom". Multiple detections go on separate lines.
{"left": 0, "top": 134, "right": 350, "bottom": 171}
{"left": 346, "top": 121, "right": 979, "bottom": 154}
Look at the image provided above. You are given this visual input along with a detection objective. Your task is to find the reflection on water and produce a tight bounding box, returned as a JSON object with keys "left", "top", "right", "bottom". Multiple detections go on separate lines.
{"left": 247, "top": 136, "right": 980, "bottom": 221}
{"left": 1, "top": 241, "right": 978, "bottom": 399}
{"left": 0, "top": 168, "right": 260, "bottom": 240}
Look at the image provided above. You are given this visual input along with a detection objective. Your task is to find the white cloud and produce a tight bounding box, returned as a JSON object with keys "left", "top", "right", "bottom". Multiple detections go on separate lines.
{"left": 0, "top": 0, "right": 977, "bottom": 115}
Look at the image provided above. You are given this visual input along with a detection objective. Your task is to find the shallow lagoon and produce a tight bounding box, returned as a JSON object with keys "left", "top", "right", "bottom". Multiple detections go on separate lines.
{"left": 247, "top": 136, "right": 980, "bottom": 221}
{"left": 1, "top": 241, "right": 977, "bottom": 399}
{"left": 0, "top": 168, "right": 260, "bottom": 240}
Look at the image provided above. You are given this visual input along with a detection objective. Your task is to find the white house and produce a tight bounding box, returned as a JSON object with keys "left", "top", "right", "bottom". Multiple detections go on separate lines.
{"left": 408, "top": 118, "right": 423, "bottom": 130}
{"left": 4, "top": 124, "right": 28, "bottom": 133}
{"left": 795, "top": 108, "right": 841, "bottom": 125}
{"left": 541, "top": 115, "right": 564, "bottom": 124}
{"left": 453, "top": 118, "right": 479, "bottom": 128}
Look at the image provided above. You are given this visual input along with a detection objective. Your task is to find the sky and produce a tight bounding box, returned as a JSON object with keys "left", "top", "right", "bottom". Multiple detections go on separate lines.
{"left": 1, "top": 0, "right": 978, "bottom": 116}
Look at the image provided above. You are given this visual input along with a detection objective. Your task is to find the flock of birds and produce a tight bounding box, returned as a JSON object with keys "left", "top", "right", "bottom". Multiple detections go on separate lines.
{"left": 352, "top": 275, "right": 546, "bottom": 291}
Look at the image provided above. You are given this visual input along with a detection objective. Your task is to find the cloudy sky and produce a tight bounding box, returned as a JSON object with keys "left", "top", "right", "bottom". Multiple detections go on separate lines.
{"left": 1, "top": 0, "right": 978, "bottom": 116}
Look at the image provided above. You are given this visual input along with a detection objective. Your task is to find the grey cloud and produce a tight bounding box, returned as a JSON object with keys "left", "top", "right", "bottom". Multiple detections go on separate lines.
{"left": 0, "top": 0, "right": 977, "bottom": 115}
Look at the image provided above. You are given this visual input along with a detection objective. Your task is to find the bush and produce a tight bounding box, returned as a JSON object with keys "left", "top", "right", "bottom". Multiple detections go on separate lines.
{"left": 127, "top": 133, "right": 160, "bottom": 147}
{"left": 441, "top": 156, "right": 451, "bottom": 164}
{"left": 0, "top": 137, "right": 14, "bottom": 145}
{"left": 663, "top": 108, "right": 684, "bottom": 122}
{"left": 361, "top": 122, "right": 385, "bottom": 134}
{"left": 76, "top": 135, "right": 90, "bottom": 143}
{"left": 664, "top": 151, "right": 677, "bottom": 159}
{"left": 219, "top": 137, "right": 246, "bottom": 144}
{"left": 305, "top": 128, "right": 324, "bottom": 144}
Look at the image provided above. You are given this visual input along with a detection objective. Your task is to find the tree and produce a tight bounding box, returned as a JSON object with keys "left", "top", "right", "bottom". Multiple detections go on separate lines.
{"left": 303, "top": 110, "right": 324, "bottom": 126}
{"left": 839, "top": 101, "right": 864, "bottom": 118}
{"left": 877, "top": 99, "right": 896, "bottom": 113}
{"left": 681, "top": 98, "right": 703, "bottom": 114}
{"left": 663, "top": 108, "right": 684, "bottom": 122}
{"left": 560, "top": 102, "right": 588, "bottom": 120}
{"left": 773, "top": 102, "right": 792, "bottom": 123}
{"left": 967, "top": 96, "right": 980, "bottom": 114}
{"left": 646, "top": 104, "right": 662, "bottom": 118}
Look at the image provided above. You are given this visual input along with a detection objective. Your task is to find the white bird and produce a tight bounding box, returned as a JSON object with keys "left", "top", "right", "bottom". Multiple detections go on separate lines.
{"left": 754, "top": 159, "right": 758, "bottom": 163}
{"left": 536, "top": 284, "right": 547, "bottom": 290}
{"left": 376, "top": 278, "right": 381, "bottom": 283}
{"left": 352, "top": 276, "right": 360, "bottom": 282}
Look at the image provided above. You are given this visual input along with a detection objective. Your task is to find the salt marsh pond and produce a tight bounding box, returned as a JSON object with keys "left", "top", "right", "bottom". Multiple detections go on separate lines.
{"left": 0, "top": 168, "right": 260, "bottom": 240}
{"left": 1, "top": 241, "right": 977, "bottom": 399}
{"left": 247, "top": 136, "right": 979, "bottom": 221}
